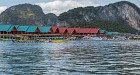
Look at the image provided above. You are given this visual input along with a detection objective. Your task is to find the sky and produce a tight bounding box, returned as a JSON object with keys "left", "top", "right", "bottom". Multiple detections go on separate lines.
{"left": 0, "top": 0, "right": 140, "bottom": 15}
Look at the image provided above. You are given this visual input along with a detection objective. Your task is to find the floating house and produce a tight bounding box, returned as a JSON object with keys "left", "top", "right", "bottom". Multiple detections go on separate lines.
{"left": 89, "top": 28, "right": 100, "bottom": 36}
{"left": 0, "top": 25, "right": 17, "bottom": 34}
{"left": 0, "top": 24, "right": 121, "bottom": 39}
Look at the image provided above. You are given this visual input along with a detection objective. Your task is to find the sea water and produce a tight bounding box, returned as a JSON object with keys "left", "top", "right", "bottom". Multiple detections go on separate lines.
{"left": 0, "top": 40, "right": 140, "bottom": 75}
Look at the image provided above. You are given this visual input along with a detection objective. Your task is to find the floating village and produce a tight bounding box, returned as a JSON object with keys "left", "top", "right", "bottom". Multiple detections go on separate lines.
{"left": 0, "top": 24, "right": 139, "bottom": 43}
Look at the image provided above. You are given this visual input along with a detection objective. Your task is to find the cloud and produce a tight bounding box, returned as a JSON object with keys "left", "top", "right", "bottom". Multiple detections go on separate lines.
{"left": 36, "top": 0, "right": 99, "bottom": 15}
{"left": 0, "top": 6, "right": 7, "bottom": 14}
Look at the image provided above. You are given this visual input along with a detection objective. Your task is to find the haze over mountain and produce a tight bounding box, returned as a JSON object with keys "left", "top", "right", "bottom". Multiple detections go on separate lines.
{"left": 0, "top": 1, "right": 140, "bottom": 33}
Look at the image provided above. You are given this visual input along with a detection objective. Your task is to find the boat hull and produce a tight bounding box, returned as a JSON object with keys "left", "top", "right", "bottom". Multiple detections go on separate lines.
{"left": 51, "top": 39, "right": 68, "bottom": 43}
{"left": 12, "top": 40, "right": 49, "bottom": 43}
{"left": 12, "top": 39, "right": 68, "bottom": 43}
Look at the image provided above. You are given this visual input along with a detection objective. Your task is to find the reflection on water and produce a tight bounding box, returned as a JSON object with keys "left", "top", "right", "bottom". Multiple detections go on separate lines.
{"left": 0, "top": 40, "right": 140, "bottom": 75}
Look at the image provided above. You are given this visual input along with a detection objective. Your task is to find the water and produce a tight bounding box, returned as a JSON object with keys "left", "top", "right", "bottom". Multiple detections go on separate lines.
{"left": 0, "top": 40, "right": 140, "bottom": 75}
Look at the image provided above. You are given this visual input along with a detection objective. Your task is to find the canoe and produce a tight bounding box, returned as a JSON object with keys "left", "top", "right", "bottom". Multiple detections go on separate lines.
{"left": 12, "top": 40, "right": 49, "bottom": 43}
{"left": 51, "top": 39, "right": 68, "bottom": 43}
{"left": 12, "top": 39, "right": 68, "bottom": 43}
{"left": 0, "top": 38, "right": 11, "bottom": 41}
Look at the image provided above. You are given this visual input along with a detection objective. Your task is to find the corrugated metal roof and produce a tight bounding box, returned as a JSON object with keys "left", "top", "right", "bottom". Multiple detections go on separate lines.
{"left": 52, "top": 26, "right": 59, "bottom": 32}
{"left": 0, "top": 24, "right": 12, "bottom": 32}
{"left": 59, "top": 28, "right": 67, "bottom": 33}
{"left": 107, "top": 32, "right": 113, "bottom": 35}
{"left": 26, "top": 26, "right": 38, "bottom": 32}
{"left": 67, "top": 28, "right": 75, "bottom": 34}
{"left": 89, "top": 28, "right": 100, "bottom": 33}
{"left": 74, "top": 28, "right": 80, "bottom": 33}
{"left": 17, "top": 26, "right": 29, "bottom": 32}
{"left": 113, "top": 32, "right": 119, "bottom": 35}
{"left": 77, "top": 28, "right": 91, "bottom": 33}
{"left": 39, "top": 26, "right": 52, "bottom": 33}
{"left": 100, "top": 30, "right": 106, "bottom": 34}
{"left": 14, "top": 25, "right": 19, "bottom": 28}
{"left": 7, "top": 25, "right": 16, "bottom": 32}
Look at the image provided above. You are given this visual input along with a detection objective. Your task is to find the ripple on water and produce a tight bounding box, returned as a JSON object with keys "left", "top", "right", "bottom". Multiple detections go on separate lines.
{"left": 0, "top": 40, "right": 140, "bottom": 74}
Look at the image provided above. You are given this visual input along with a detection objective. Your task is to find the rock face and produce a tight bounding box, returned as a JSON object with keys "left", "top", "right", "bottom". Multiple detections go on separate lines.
{"left": 0, "top": 4, "right": 66, "bottom": 26}
{"left": 0, "top": 1, "right": 139, "bottom": 33}
{"left": 45, "top": 13, "right": 69, "bottom": 26}
{"left": 0, "top": 4, "right": 46, "bottom": 26}
{"left": 45, "top": 13, "right": 58, "bottom": 26}
{"left": 58, "top": 1, "right": 140, "bottom": 30}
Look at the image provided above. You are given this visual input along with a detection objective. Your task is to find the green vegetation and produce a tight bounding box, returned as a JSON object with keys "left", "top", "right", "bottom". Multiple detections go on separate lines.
{"left": 58, "top": 1, "right": 140, "bottom": 34}
{"left": 0, "top": 1, "right": 139, "bottom": 34}
{"left": 0, "top": 4, "right": 46, "bottom": 26}
{"left": 70, "top": 20, "right": 138, "bottom": 34}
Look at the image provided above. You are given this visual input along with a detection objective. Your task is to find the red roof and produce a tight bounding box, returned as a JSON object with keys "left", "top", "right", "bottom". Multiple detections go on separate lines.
{"left": 74, "top": 28, "right": 80, "bottom": 33}
{"left": 67, "top": 28, "right": 75, "bottom": 34}
{"left": 51, "top": 26, "right": 59, "bottom": 32}
{"left": 89, "top": 28, "right": 100, "bottom": 33}
{"left": 59, "top": 28, "right": 67, "bottom": 33}
{"left": 51, "top": 26, "right": 100, "bottom": 34}
{"left": 77, "top": 28, "right": 91, "bottom": 33}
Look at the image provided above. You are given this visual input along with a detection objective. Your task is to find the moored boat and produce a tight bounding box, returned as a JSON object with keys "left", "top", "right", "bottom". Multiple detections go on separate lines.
{"left": 12, "top": 39, "right": 49, "bottom": 43}
{"left": 81, "top": 36, "right": 103, "bottom": 40}
{"left": 129, "top": 37, "right": 140, "bottom": 40}
{"left": 51, "top": 39, "right": 68, "bottom": 43}
{"left": 12, "top": 38, "right": 69, "bottom": 43}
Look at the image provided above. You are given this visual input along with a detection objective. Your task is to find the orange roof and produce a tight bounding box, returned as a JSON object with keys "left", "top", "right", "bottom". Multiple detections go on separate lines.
{"left": 89, "top": 28, "right": 100, "bottom": 33}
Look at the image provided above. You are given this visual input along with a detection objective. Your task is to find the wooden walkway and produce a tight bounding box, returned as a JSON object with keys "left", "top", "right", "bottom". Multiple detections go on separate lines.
{"left": 0, "top": 33, "right": 98, "bottom": 37}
